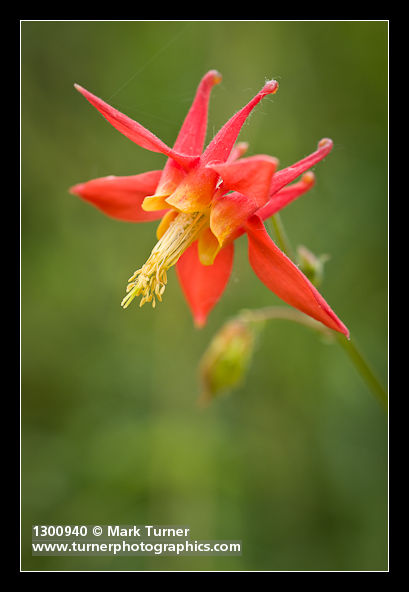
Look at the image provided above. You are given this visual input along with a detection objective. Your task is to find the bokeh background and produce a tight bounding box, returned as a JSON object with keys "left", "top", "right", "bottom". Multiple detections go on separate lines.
{"left": 21, "top": 21, "right": 388, "bottom": 571}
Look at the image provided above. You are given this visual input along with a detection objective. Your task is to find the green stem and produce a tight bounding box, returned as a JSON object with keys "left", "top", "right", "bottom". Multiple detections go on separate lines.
{"left": 239, "top": 305, "right": 333, "bottom": 337}
{"left": 336, "top": 334, "right": 388, "bottom": 412}
{"left": 270, "top": 213, "right": 295, "bottom": 260}
{"left": 239, "top": 307, "right": 388, "bottom": 412}
{"left": 265, "top": 216, "right": 387, "bottom": 411}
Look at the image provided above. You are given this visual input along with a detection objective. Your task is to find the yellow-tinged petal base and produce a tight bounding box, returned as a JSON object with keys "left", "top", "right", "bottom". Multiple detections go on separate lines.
{"left": 165, "top": 167, "right": 219, "bottom": 213}
{"left": 156, "top": 210, "right": 179, "bottom": 240}
{"left": 198, "top": 227, "right": 221, "bottom": 265}
{"left": 142, "top": 194, "right": 171, "bottom": 212}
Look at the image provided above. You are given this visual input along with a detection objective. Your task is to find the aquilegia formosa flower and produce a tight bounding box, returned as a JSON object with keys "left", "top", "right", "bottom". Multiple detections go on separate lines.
{"left": 70, "top": 70, "right": 349, "bottom": 337}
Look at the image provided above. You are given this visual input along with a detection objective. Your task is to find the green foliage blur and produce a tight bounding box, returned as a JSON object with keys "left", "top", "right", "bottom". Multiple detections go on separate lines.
{"left": 21, "top": 20, "right": 388, "bottom": 571}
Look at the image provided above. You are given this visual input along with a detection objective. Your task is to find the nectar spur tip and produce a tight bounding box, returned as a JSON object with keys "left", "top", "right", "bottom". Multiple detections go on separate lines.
{"left": 262, "top": 79, "right": 279, "bottom": 95}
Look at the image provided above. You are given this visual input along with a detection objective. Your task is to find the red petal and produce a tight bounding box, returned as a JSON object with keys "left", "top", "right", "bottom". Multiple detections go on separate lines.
{"left": 202, "top": 80, "right": 279, "bottom": 164}
{"left": 212, "top": 171, "right": 316, "bottom": 245}
{"left": 176, "top": 241, "right": 234, "bottom": 327}
{"left": 69, "top": 170, "right": 167, "bottom": 222}
{"left": 256, "top": 171, "right": 315, "bottom": 220}
{"left": 268, "top": 138, "right": 333, "bottom": 195}
{"left": 207, "top": 155, "right": 278, "bottom": 206}
{"left": 227, "top": 142, "right": 249, "bottom": 162}
{"left": 166, "top": 81, "right": 278, "bottom": 214}
{"left": 210, "top": 191, "right": 256, "bottom": 246}
{"left": 74, "top": 84, "right": 199, "bottom": 171}
{"left": 246, "top": 215, "right": 349, "bottom": 336}
{"left": 173, "top": 70, "right": 222, "bottom": 156}
{"left": 155, "top": 71, "right": 222, "bottom": 197}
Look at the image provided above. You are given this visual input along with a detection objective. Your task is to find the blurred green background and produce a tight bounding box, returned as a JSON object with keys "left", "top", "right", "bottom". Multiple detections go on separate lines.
{"left": 21, "top": 21, "right": 388, "bottom": 571}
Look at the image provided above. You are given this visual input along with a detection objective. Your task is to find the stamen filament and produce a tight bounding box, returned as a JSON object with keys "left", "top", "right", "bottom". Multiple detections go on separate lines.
{"left": 121, "top": 212, "right": 208, "bottom": 309}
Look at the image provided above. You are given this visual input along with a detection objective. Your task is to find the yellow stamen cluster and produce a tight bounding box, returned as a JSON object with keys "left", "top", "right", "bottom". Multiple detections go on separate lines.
{"left": 121, "top": 212, "right": 208, "bottom": 309}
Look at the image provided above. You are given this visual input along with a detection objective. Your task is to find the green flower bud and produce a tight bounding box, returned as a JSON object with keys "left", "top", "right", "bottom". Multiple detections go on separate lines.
{"left": 199, "top": 319, "right": 258, "bottom": 405}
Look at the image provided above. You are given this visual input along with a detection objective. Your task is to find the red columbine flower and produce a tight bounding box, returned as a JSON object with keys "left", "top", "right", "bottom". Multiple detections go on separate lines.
{"left": 70, "top": 71, "right": 349, "bottom": 337}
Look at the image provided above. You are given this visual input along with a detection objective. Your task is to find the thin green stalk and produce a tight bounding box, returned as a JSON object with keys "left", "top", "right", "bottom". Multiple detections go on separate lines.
{"left": 270, "top": 213, "right": 295, "bottom": 260}
{"left": 265, "top": 216, "right": 387, "bottom": 411}
{"left": 336, "top": 334, "right": 388, "bottom": 412}
{"left": 239, "top": 306, "right": 333, "bottom": 337}
{"left": 239, "top": 307, "right": 387, "bottom": 412}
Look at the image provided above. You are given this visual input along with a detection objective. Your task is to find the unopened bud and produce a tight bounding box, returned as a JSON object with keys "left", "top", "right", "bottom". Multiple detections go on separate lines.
{"left": 296, "top": 245, "right": 329, "bottom": 287}
{"left": 198, "top": 319, "right": 258, "bottom": 405}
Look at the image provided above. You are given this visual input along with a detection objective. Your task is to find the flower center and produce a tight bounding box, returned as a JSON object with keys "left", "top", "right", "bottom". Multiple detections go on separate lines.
{"left": 121, "top": 211, "right": 208, "bottom": 309}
